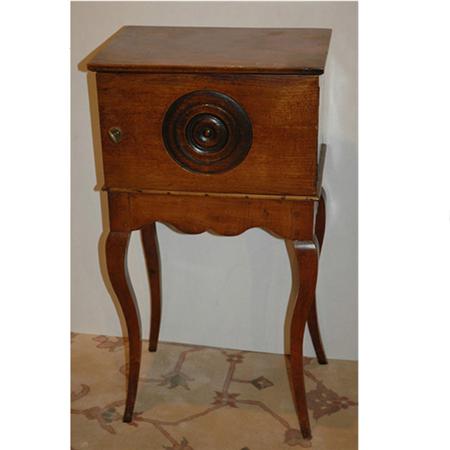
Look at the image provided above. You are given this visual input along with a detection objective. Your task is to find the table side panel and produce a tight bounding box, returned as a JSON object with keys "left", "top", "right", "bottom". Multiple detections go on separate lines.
{"left": 108, "top": 191, "right": 315, "bottom": 241}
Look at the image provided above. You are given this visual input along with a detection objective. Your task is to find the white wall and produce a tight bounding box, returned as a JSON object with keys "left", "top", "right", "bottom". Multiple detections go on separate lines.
{"left": 71, "top": 2, "right": 358, "bottom": 360}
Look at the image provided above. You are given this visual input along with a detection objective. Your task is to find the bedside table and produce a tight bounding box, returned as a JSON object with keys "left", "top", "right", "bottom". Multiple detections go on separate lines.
{"left": 86, "top": 25, "right": 331, "bottom": 440}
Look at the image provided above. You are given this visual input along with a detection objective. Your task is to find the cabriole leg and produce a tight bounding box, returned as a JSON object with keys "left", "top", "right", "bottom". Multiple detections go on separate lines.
{"left": 105, "top": 231, "right": 142, "bottom": 422}
{"left": 140, "top": 223, "right": 162, "bottom": 352}
{"left": 307, "top": 190, "right": 328, "bottom": 364}
{"left": 290, "top": 239, "right": 319, "bottom": 440}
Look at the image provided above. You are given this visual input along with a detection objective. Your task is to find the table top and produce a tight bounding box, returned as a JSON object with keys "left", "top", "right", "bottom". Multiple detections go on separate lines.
{"left": 87, "top": 26, "right": 331, "bottom": 75}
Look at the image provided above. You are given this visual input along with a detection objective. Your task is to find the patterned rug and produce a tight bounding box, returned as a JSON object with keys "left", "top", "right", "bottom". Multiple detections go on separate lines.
{"left": 71, "top": 333, "right": 357, "bottom": 449}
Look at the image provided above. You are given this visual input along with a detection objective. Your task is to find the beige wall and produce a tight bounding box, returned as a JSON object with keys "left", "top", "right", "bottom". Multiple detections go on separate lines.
{"left": 71, "top": 1, "right": 358, "bottom": 360}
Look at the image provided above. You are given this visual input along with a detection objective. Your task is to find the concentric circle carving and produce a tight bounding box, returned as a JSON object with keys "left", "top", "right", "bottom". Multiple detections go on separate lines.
{"left": 162, "top": 90, "right": 252, "bottom": 174}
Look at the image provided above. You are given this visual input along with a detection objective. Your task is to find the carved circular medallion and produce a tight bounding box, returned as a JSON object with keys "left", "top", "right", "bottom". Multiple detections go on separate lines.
{"left": 162, "top": 90, "right": 252, "bottom": 174}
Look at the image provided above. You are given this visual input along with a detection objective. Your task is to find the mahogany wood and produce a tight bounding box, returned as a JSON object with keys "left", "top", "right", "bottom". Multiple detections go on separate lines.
{"left": 105, "top": 231, "right": 141, "bottom": 422}
{"left": 96, "top": 72, "right": 319, "bottom": 196}
{"left": 86, "top": 25, "right": 332, "bottom": 439}
{"left": 108, "top": 187, "right": 319, "bottom": 201}
{"left": 308, "top": 189, "right": 328, "bottom": 365}
{"left": 107, "top": 191, "right": 314, "bottom": 241}
{"left": 140, "top": 223, "right": 161, "bottom": 352}
{"left": 87, "top": 26, "right": 331, "bottom": 75}
{"left": 162, "top": 90, "right": 253, "bottom": 174}
{"left": 290, "top": 239, "right": 319, "bottom": 439}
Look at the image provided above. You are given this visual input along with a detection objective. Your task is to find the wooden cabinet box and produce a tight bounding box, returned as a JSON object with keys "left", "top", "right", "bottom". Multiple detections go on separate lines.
{"left": 86, "top": 25, "right": 332, "bottom": 440}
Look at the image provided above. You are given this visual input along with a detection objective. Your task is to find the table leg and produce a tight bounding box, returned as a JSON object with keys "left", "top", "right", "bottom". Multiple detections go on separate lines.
{"left": 290, "top": 239, "right": 319, "bottom": 440}
{"left": 105, "top": 231, "right": 142, "bottom": 422}
{"left": 307, "top": 190, "right": 328, "bottom": 364}
{"left": 140, "top": 223, "right": 162, "bottom": 352}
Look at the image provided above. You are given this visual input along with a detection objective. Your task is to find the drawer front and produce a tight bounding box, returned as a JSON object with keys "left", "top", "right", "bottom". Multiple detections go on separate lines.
{"left": 97, "top": 73, "right": 319, "bottom": 196}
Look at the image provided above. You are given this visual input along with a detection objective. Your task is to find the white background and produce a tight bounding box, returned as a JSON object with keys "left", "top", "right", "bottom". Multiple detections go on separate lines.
{"left": 2, "top": 1, "right": 450, "bottom": 449}
{"left": 71, "top": 1, "right": 358, "bottom": 360}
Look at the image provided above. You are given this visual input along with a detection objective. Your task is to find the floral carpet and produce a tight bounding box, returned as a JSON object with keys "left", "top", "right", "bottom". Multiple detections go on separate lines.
{"left": 71, "top": 333, "right": 357, "bottom": 449}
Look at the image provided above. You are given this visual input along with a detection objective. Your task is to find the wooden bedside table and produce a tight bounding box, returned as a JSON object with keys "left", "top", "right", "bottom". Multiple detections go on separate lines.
{"left": 86, "top": 25, "right": 331, "bottom": 440}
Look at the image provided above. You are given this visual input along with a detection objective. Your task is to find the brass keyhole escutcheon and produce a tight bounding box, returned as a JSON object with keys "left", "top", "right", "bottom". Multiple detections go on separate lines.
{"left": 108, "top": 127, "right": 122, "bottom": 144}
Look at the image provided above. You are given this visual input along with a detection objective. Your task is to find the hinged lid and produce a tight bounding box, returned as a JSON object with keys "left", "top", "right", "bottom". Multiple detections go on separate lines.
{"left": 87, "top": 26, "right": 331, "bottom": 75}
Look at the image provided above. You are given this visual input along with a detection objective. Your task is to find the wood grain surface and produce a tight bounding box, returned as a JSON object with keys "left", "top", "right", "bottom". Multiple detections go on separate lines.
{"left": 290, "top": 238, "right": 320, "bottom": 439}
{"left": 87, "top": 25, "right": 332, "bottom": 438}
{"left": 140, "top": 223, "right": 161, "bottom": 353}
{"left": 105, "top": 230, "right": 142, "bottom": 423}
{"left": 107, "top": 191, "right": 315, "bottom": 241}
{"left": 97, "top": 73, "right": 319, "bottom": 196}
{"left": 87, "top": 26, "right": 331, "bottom": 74}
